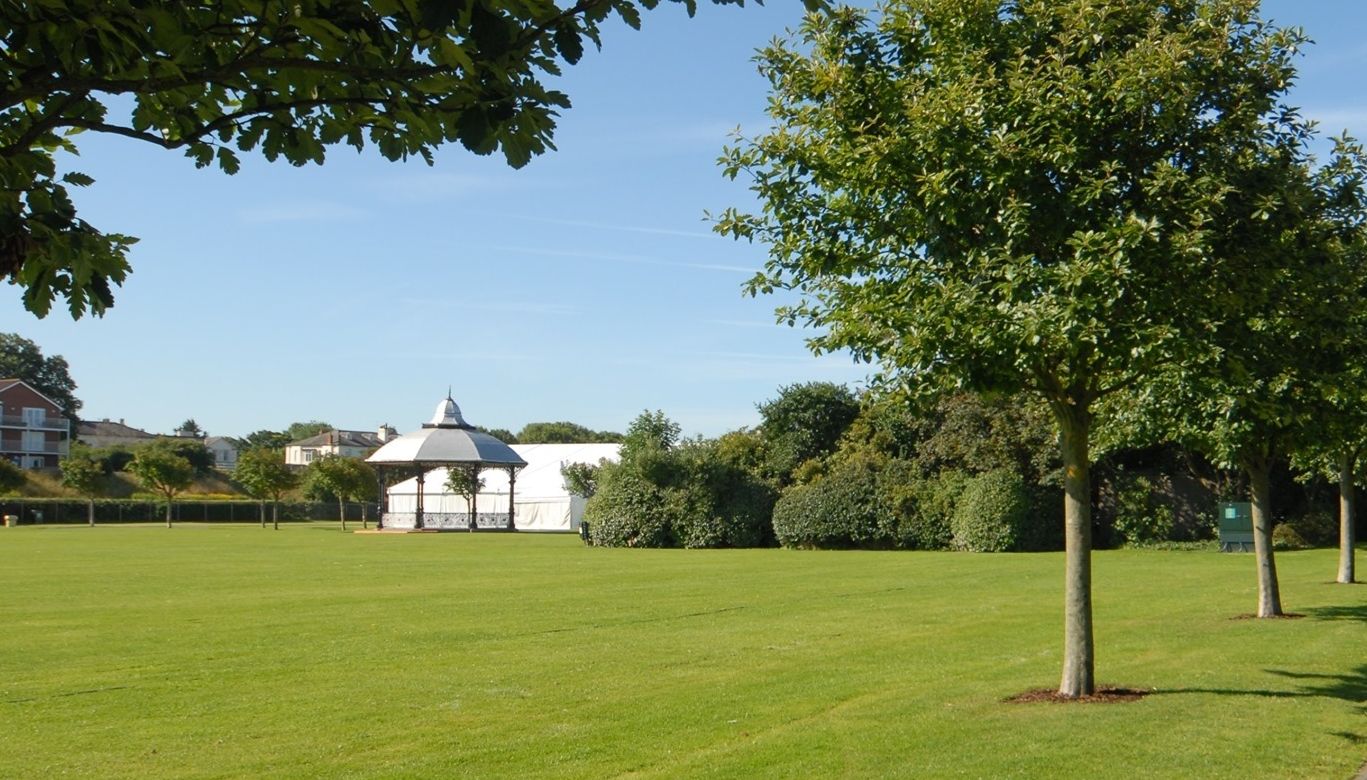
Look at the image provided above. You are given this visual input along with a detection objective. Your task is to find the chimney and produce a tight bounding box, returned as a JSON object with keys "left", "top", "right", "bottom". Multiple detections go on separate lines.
{"left": 377, "top": 423, "right": 395, "bottom": 443}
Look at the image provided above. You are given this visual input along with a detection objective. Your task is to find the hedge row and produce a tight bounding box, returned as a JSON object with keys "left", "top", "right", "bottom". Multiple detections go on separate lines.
{"left": 0, "top": 499, "right": 379, "bottom": 524}
{"left": 772, "top": 461, "right": 1063, "bottom": 552}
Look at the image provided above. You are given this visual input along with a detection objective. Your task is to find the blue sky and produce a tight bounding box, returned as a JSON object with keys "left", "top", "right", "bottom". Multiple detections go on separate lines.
{"left": 3, "top": 1, "right": 1365, "bottom": 440}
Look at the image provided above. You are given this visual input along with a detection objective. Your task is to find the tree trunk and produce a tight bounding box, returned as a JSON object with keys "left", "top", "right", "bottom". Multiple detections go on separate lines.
{"left": 1246, "top": 458, "right": 1283, "bottom": 617}
{"left": 1057, "top": 405, "right": 1094, "bottom": 698}
{"left": 87, "top": 498, "right": 94, "bottom": 527}
{"left": 339, "top": 499, "right": 346, "bottom": 531}
{"left": 260, "top": 501, "right": 266, "bottom": 528}
{"left": 272, "top": 501, "right": 279, "bottom": 531}
{"left": 165, "top": 499, "right": 173, "bottom": 528}
{"left": 1339, "top": 451, "right": 1357, "bottom": 584}
{"left": 361, "top": 502, "right": 368, "bottom": 529}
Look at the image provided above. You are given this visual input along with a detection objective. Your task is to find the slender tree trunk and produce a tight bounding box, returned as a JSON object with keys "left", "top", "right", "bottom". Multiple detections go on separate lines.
{"left": 272, "top": 500, "right": 279, "bottom": 531}
{"left": 87, "top": 498, "right": 94, "bottom": 527}
{"left": 1057, "top": 405, "right": 1094, "bottom": 698}
{"left": 361, "top": 502, "right": 368, "bottom": 529}
{"left": 339, "top": 499, "right": 346, "bottom": 531}
{"left": 1245, "top": 458, "right": 1283, "bottom": 617}
{"left": 165, "top": 498, "right": 173, "bottom": 528}
{"left": 1339, "top": 451, "right": 1357, "bottom": 584}
{"left": 260, "top": 500, "right": 266, "bottom": 528}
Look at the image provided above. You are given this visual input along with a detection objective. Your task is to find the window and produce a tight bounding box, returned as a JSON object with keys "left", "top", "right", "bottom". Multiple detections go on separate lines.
{"left": 23, "top": 407, "right": 45, "bottom": 427}
{"left": 21, "top": 431, "right": 44, "bottom": 452}
{"left": 302, "top": 449, "right": 317, "bottom": 463}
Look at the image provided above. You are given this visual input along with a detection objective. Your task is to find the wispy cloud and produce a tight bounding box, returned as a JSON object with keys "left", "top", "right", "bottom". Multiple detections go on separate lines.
{"left": 492, "top": 245, "right": 756, "bottom": 274}
{"left": 374, "top": 171, "right": 534, "bottom": 201}
{"left": 237, "top": 202, "right": 367, "bottom": 223}
{"left": 397, "top": 298, "right": 579, "bottom": 316}
{"left": 480, "top": 211, "right": 715, "bottom": 239}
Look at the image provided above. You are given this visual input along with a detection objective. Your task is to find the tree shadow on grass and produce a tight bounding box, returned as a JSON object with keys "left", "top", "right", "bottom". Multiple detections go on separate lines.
{"left": 1155, "top": 663, "right": 1367, "bottom": 714}
{"left": 1302, "top": 603, "right": 1367, "bottom": 623}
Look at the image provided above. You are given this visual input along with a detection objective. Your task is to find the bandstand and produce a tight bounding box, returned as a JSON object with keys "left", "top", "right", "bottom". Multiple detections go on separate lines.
{"left": 368, "top": 394, "right": 527, "bottom": 531}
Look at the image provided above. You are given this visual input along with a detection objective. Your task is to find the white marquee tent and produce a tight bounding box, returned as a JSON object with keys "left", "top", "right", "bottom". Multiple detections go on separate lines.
{"left": 385, "top": 443, "right": 620, "bottom": 532}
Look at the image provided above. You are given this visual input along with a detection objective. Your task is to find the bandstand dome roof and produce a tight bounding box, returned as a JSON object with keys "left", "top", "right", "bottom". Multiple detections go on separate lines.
{"left": 367, "top": 395, "right": 526, "bottom": 467}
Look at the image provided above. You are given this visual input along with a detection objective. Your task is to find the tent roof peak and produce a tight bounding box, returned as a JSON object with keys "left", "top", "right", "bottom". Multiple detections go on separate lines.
{"left": 424, "top": 393, "right": 471, "bottom": 429}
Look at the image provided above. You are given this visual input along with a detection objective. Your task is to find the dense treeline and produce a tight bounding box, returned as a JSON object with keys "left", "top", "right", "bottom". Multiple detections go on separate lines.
{"left": 582, "top": 383, "right": 1356, "bottom": 552}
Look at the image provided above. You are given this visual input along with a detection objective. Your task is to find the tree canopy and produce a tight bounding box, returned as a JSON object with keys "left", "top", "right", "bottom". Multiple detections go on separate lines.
{"left": 128, "top": 440, "right": 195, "bottom": 525}
{"left": 1, "top": 0, "right": 821, "bottom": 319}
{"left": 516, "top": 420, "right": 621, "bottom": 443}
{"left": 717, "top": 0, "right": 1306, "bottom": 696}
{"left": 0, "top": 332, "right": 81, "bottom": 419}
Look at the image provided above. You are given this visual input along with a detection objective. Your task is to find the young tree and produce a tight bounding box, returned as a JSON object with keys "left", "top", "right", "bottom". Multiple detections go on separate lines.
{"left": 0, "top": 333, "right": 81, "bottom": 419}
{"left": 2, "top": 0, "right": 820, "bottom": 319}
{"left": 60, "top": 444, "right": 105, "bottom": 526}
{"left": 718, "top": 0, "right": 1305, "bottom": 696}
{"left": 307, "top": 455, "right": 375, "bottom": 530}
{"left": 445, "top": 465, "right": 486, "bottom": 530}
{"left": 128, "top": 441, "right": 194, "bottom": 527}
{"left": 235, "top": 448, "right": 297, "bottom": 530}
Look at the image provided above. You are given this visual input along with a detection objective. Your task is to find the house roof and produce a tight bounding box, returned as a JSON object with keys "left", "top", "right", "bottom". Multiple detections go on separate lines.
{"left": 204, "top": 436, "right": 237, "bottom": 449}
{"left": 289, "top": 429, "right": 383, "bottom": 449}
{"left": 0, "top": 377, "right": 68, "bottom": 415}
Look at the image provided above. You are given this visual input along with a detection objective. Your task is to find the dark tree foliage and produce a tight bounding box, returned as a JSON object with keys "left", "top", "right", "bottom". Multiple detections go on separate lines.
{"left": 236, "top": 429, "right": 293, "bottom": 451}
{"left": 0, "top": 458, "right": 25, "bottom": 493}
{"left": 911, "top": 392, "right": 1060, "bottom": 486}
{"left": 756, "top": 382, "right": 860, "bottom": 483}
{"left": 0, "top": 332, "right": 81, "bottom": 419}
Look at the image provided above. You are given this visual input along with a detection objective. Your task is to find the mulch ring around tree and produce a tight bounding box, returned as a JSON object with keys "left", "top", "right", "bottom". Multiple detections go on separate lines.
{"left": 1228, "top": 612, "right": 1305, "bottom": 620}
{"left": 1004, "top": 687, "right": 1152, "bottom": 704}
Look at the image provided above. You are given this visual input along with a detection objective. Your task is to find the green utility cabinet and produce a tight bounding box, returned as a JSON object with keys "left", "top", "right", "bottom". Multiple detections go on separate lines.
{"left": 1218, "top": 502, "right": 1254, "bottom": 552}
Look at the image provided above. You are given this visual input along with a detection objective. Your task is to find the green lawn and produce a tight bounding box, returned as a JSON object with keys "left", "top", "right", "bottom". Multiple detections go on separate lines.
{"left": 0, "top": 525, "right": 1363, "bottom": 779}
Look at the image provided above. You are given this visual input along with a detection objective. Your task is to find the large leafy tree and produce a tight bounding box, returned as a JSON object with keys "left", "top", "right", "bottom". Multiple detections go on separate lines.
{"left": 0, "top": 333, "right": 81, "bottom": 419}
{"left": 234, "top": 447, "right": 297, "bottom": 529}
{"left": 718, "top": 0, "right": 1303, "bottom": 696}
{"left": 1286, "top": 135, "right": 1367, "bottom": 586}
{"left": 1158, "top": 145, "right": 1340, "bottom": 618}
{"left": 1, "top": 0, "right": 820, "bottom": 318}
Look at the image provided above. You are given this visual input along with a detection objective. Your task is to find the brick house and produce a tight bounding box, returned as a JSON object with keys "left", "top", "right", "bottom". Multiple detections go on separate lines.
{"left": 0, "top": 378, "right": 72, "bottom": 469}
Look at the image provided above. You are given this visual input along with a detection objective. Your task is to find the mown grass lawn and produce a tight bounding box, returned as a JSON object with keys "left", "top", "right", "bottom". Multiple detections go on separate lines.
{"left": 0, "top": 524, "right": 1362, "bottom": 779}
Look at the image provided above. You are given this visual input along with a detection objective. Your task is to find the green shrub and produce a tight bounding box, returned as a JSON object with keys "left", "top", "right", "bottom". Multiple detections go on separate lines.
{"left": 1272, "top": 523, "right": 1309, "bottom": 550}
{"left": 771, "top": 459, "right": 886, "bottom": 549}
{"left": 583, "top": 423, "right": 775, "bottom": 549}
{"left": 583, "top": 469, "right": 672, "bottom": 548}
{"left": 1112, "top": 474, "right": 1174, "bottom": 545}
{"left": 878, "top": 464, "right": 965, "bottom": 550}
{"left": 1285, "top": 510, "right": 1337, "bottom": 547}
{"left": 951, "top": 469, "right": 1030, "bottom": 552}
